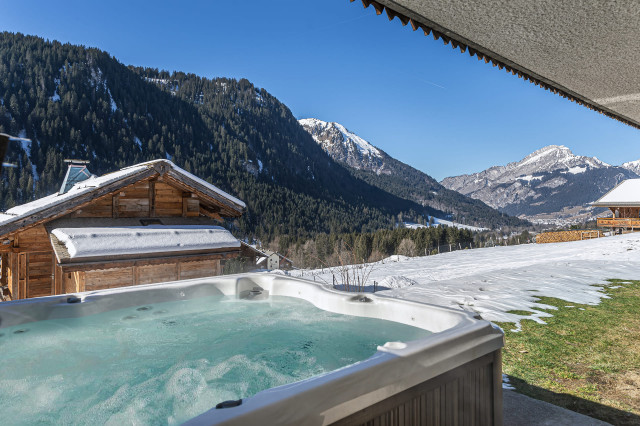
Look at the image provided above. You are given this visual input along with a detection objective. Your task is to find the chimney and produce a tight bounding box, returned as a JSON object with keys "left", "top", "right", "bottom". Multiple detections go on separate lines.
{"left": 59, "top": 159, "right": 93, "bottom": 195}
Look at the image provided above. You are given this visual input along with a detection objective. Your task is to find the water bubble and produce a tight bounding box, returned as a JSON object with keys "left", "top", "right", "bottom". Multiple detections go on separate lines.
{"left": 136, "top": 306, "right": 152, "bottom": 311}
{"left": 122, "top": 315, "right": 138, "bottom": 321}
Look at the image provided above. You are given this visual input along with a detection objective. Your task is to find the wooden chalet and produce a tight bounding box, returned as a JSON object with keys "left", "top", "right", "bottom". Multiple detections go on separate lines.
{"left": 0, "top": 159, "right": 245, "bottom": 301}
{"left": 593, "top": 179, "right": 640, "bottom": 231}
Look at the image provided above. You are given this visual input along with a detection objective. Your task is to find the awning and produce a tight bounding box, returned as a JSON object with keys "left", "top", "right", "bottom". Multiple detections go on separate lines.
{"left": 354, "top": 0, "right": 640, "bottom": 130}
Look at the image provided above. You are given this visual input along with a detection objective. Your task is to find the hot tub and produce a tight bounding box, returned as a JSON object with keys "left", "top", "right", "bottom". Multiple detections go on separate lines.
{"left": 0, "top": 273, "right": 504, "bottom": 425}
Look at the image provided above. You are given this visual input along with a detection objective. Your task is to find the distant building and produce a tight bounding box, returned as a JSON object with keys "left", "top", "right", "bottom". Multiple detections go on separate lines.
{"left": 0, "top": 159, "right": 245, "bottom": 301}
{"left": 592, "top": 179, "right": 640, "bottom": 231}
{"left": 239, "top": 242, "right": 293, "bottom": 271}
{"left": 262, "top": 250, "right": 293, "bottom": 270}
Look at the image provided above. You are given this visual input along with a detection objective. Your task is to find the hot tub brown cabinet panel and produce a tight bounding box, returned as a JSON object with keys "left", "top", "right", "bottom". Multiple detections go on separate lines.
{"left": 332, "top": 351, "right": 502, "bottom": 426}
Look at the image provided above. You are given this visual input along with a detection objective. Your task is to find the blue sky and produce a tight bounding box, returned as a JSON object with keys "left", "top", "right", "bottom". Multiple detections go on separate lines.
{"left": 2, "top": 0, "right": 639, "bottom": 180}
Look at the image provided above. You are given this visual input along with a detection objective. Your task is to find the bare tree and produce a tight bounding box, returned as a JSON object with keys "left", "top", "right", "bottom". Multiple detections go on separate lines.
{"left": 397, "top": 238, "right": 416, "bottom": 257}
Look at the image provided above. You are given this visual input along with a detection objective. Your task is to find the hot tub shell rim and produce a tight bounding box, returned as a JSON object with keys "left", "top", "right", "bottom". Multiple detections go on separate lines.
{"left": 0, "top": 272, "right": 504, "bottom": 425}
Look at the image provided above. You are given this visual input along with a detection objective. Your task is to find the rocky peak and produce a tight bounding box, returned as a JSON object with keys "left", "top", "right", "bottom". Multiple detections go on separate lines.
{"left": 440, "top": 144, "right": 638, "bottom": 224}
{"left": 518, "top": 145, "right": 607, "bottom": 170}
{"left": 622, "top": 159, "right": 640, "bottom": 175}
{"left": 299, "top": 118, "right": 387, "bottom": 174}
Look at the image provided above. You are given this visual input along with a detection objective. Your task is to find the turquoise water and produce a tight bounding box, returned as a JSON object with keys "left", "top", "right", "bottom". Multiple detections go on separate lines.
{"left": 0, "top": 295, "right": 430, "bottom": 425}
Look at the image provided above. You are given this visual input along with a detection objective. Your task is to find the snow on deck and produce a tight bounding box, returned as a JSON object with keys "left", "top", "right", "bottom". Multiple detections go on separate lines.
{"left": 52, "top": 225, "right": 240, "bottom": 259}
{"left": 290, "top": 233, "right": 640, "bottom": 330}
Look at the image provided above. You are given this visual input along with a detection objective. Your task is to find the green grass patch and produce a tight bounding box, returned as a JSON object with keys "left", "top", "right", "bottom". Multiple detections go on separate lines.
{"left": 497, "top": 279, "right": 640, "bottom": 425}
{"left": 506, "top": 310, "right": 535, "bottom": 316}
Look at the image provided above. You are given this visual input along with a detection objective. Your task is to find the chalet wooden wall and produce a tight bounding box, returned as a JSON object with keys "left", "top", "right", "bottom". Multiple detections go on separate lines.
{"left": 180, "top": 259, "right": 219, "bottom": 280}
{"left": 608, "top": 207, "right": 640, "bottom": 218}
{"left": 24, "top": 252, "right": 55, "bottom": 298}
{"left": 2, "top": 225, "right": 55, "bottom": 300}
{"left": 62, "top": 259, "right": 222, "bottom": 293}
{"left": 69, "top": 179, "right": 202, "bottom": 220}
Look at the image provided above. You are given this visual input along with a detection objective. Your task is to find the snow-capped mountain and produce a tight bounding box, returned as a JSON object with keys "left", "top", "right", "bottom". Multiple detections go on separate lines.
{"left": 441, "top": 145, "right": 640, "bottom": 223}
{"left": 622, "top": 159, "right": 640, "bottom": 175}
{"left": 442, "top": 145, "right": 608, "bottom": 197}
{"left": 299, "top": 118, "right": 528, "bottom": 229}
{"left": 299, "top": 118, "right": 387, "bottom": 174}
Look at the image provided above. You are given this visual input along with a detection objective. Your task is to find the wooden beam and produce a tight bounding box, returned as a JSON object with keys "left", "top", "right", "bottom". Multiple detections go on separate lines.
{"left": 133, "top": 264, "right": 140, "bottom": 285}
{"left": 54, "top": 264, "right": 62, "bottom": 295}
{"left": 182, "top": 196, "right": 188, "bottom": 217}
{"left": 112, "top": 194, "right": 119, "bottom": 218}
{"left": 9, "top": 252, "right": 18, "bottom": 299}
{"left": 152, "top": 161, "right": 170, "bottom": 175}
{"left": 77, "top": 271, "right": 86, "bottom": 293}
{"left": 59, "top": 250, "right": 240, "bottom": 273}
{"left": 18, "top": 252, "right": 27, "bottom": 299}
{"left": 149, "top": 180, "right": 156, "bottom": 217}
{"left": 200, "top": 205, "right": 223, "bottom": 222}
{"left": 0, "top": 253, "right": 7, "bottom": 290}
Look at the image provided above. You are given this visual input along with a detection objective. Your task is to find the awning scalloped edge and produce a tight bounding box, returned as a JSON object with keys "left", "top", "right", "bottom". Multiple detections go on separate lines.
{"left": 352, "top": 0, "right": 640, "bottom": 130}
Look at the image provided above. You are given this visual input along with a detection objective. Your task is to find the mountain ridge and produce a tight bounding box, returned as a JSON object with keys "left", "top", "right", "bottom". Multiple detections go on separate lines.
{"left": 0, "top": 32, "right": 529, "bottom": 244}
{"left": 0, "top": 32, "right": 435, "bottom": 241}
{"left": 440, "top": 145, "right": 640, "bottom": 223}
{"left": 299, "top": 118, "right": 528, "bottom": 229}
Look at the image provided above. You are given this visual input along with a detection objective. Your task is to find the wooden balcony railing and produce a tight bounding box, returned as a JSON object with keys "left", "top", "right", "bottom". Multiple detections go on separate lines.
{"left": 597, "top": 217, "right": 640, "bottom": 228}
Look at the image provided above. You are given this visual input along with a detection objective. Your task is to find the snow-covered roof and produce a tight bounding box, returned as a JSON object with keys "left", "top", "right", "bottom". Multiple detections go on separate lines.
{"left": 592, "top": 179, "right": 640, "bottom": 207}
{"left": 0, "top": 213, "right": 14, "bottom": 223}
{"left": 4, "top": 164, "right": 147, "bottom": 218}
{"left": 0, "top": 159, "right": 245, "bottom": 237}
{"left": 51, "top": 225, "right": 240, "bottom": 260}
{"left": 134, "top": 159, "right": 245, "bottom": 208}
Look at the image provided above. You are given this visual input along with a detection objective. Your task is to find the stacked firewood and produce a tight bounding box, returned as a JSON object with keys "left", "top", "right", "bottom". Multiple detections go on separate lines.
{"left": 535, "top": 230, "right": 604, "bottom": 244}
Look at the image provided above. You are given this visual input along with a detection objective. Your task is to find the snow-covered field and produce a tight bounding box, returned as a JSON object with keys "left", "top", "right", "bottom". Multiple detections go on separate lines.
{"left": 289, "top": 233, "right": 640, "bottom": 330}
